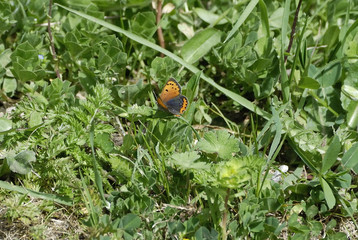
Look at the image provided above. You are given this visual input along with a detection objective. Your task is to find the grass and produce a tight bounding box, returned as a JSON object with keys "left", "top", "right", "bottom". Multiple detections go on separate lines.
{"left": 1, "top": 0, "right": 358, "bottom": 239}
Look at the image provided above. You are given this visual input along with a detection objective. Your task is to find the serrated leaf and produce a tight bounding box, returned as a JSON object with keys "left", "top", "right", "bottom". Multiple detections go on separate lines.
{"left": 181, "top": 28, "right": 221, "bottom": 64}
{"left": 196, "top": 130, "right": 239, "bottom": 159}
{"left": 171, "top": 151, "right": 208, "bottom": 170}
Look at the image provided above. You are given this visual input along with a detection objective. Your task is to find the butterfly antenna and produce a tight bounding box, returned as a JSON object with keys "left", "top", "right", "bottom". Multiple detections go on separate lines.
{"left": 152, "top": 90, "right": 158, "bottom": 99}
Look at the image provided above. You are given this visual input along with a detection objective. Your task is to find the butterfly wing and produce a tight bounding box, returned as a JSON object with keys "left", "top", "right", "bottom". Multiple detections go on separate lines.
{"left": 165, "top": 95, "right": 189, "bottom": 115}
{"left": 157, "top": 78, "right": 182, "bottom": 110}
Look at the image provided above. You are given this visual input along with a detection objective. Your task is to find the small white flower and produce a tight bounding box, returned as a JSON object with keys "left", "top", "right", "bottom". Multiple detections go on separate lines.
{"left": 272, "top": 165, "right": 289, "bottom": 182}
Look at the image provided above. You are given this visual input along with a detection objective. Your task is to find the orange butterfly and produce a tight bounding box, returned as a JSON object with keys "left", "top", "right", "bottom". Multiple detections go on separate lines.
{"left": 157, "top": 78, "right": 188, "bottom": 115}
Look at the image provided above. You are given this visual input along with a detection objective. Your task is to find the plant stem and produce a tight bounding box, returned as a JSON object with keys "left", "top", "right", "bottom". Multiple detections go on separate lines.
{"left": 156, "top": 0, "right": 165, "bottom": 57}
{"left": 47, "top": 0, "right": 61, "bottom": 80}
{"left": 221, "top": 188, "right": 230, "bottom": 240}
{"left": 285, "top": 0, "right": 302, "bottom": 63}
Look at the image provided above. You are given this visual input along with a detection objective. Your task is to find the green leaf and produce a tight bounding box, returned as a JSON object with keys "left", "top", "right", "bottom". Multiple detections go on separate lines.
{"left": 280, "top": 0, "right": 291, "bottom": 103}
{"left": 131, "top": 12, "right": 156, "bottom": 38}
{"left": 181, "top": 28, "right": 222, "bottom": 64}
{"left": 11, "top": 41, "right": 37, "bottom": 60}
{"left": 2, "top": 78, "right": 17, "bottom": 93}
{"left": 267, "top": 106, "right": 283, "bottom": 162}
{"left": 29, "top": 111, "right": 43, "bottom": 128}
{"left": 316, "top": 63, "right": 342, "bottom": 88}
{"left": 268, "top": 8, "right": 284, "bottom": 28}
{"left": 194, "top": 8, "right": 228, "bottom": 25}
{"left": 168, "top": 221, "right": 185, "bottom": 234}
{"left": 224, "top": 0, "right": 259, "bottom": 43}
{"left": 217, "top": 156, "right": 264, "bottom": 188}
{"left": 171, "top": 151, "right": 209, "bottom": 170}
{"left": 0, "top": 49, "right": 12, "bottom": 68}
{"left": 342, "top": 85, "right": 358, "bottom": 101}
{"left": 197, "top": 130, "right": 239, "bottom": 160}
{"left": 177, "top": 22, "right": 194, "bottom": 39}
{"left": 119, "top": 213, "right": 141, "bottom": 230}
{"left": 195, "top": 226, "right": 218, "bottom": 240}
{"left": 346, "top": 101, "right": 358, "bottom": 129}
{"left": 305, "top": 205, "right": 318, "bottom": 219}
{"left": 321, "top": 135, "right": 340, "bottom": 174}
{"left": 0, "top": 118, "right": 12, "bottom": 132}
{"left": 127, "top": 105, "right": 154, "bottom": 117}
{"left": 64, "top": 32, "right": 83, "bottom": 57}
{"left": 150, "top": 57, "right": 179, "bottom": 82}
{"left": 298, "top": 77, "right": 320, "bottom": 89}
{"left": 320, "top": 177, "right": 336, "bottom": 209}
{"left": 185, "top": 72, "right": 201, "bottom": 104}
{"left": 250, "top": 220, "right": 265, "bottom": 232}
{"left": 341, "top": 142, "right": 358, "bottom": 172}
{"left": 0, "top": 2, "right": 17, "bottom": 35}
{"left": 258, "top": 0, "right": 270, "bottom": 37}
{"left": 334, "top": 173, "right": 351, "bottom": 189}
{"left": 0, "top": 180, "right": 72, "bottom": 206}
{"left": 98, "top": 46, "right": 112, "bottom": 70}
{"left": 310, "top": 221, "right": 323, "bottom": 237}
{"left": 10, "top": 41, "right": 45, "bottom": 82}
{"left": 95, "top": 133, "right": 114, "bottom": 153}
{"left": 262, "top": 198, "right": 280, "bottom": 212}
{"left": 89, "top": 123, "right": 106, "bottom": 205}
{"left": 6, "top": 150, "right": 36, "bottom": 174}
{"left": 56, "top": 3, "right": 271, "bottom": 120}
{"left": 18, "top": 70, "right": 38, "bottom": 81}
{"left": 322, "top": 25, "right": 340, "bottom": 50}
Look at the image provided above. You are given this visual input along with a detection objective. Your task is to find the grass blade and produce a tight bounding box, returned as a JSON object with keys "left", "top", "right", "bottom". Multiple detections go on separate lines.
{"left": 56, "top": 3, "right": 271, "bottom": 120}
{"left": 181, "top": 28, "right": 222, "bottom": 64}
{"left": 223, "top": 0, "right": 259, "bottom": 43}
{"left": 89, "top": 122, "right": 107, "bottom": 206}
{"left": 0, "top": 180, "right": 72, "bottom": 206}
{"left": 280, "top": 0, "right": 291, "bottom": 103}
{"left": 258, "top": 0, "right": 269, "bottom": 37}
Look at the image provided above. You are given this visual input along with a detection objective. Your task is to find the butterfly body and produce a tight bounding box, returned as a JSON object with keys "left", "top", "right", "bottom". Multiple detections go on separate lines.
{"left": 157, "top": 78, "right": 188, "bottom": 115}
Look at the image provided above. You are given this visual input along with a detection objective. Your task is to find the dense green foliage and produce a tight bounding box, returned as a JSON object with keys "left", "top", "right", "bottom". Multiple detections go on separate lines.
{"left": 1, "top": 0, "right": 358, "bottom": 239}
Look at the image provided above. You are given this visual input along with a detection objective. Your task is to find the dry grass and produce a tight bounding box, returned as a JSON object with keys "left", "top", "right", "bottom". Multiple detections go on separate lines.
{"left": 0, "top": 204, "right": 88, "bottom": 240}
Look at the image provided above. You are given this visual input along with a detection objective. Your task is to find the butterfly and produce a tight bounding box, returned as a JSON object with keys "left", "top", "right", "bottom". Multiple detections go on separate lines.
{"left": 157, "top": 78, "right": 188, "bottom": 115}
